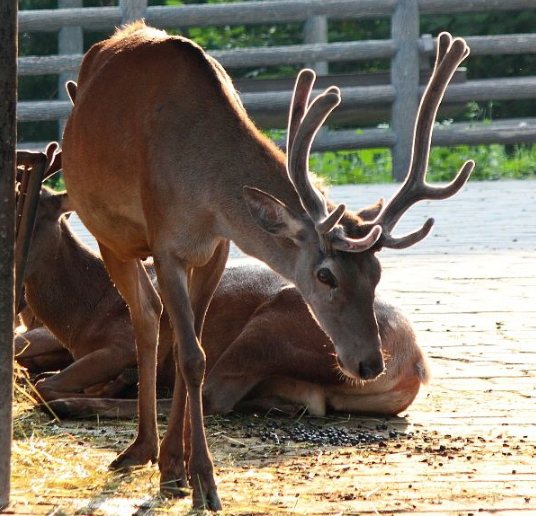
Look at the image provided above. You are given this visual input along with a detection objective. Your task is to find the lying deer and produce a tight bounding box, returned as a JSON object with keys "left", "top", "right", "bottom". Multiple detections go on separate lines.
{"left": 62, "top": 24, "right": 472, "bottom": 508}
{"left": 15, "top": 183, "right": 429, "bottom": 418}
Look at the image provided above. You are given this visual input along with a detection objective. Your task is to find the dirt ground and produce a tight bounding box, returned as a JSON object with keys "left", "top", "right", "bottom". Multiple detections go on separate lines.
{"left": 7, "top": 181, "right": 536, "bottom": 515}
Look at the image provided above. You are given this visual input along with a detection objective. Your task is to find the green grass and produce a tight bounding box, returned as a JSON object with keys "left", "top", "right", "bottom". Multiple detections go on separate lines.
{"left": 310, "top": 144, "right": 536, "bottom": 185}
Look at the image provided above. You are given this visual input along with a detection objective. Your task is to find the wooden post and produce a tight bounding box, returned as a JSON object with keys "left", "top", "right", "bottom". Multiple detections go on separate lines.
{"left": 390, "top": 0, "right": 420, "bottom": 181}
{"left": 303, "top": 15, "right": 328, "bottom": 75}
{"left": 120, "top": 0, "right": 148, "bottom": 25}
{"left": 58, "top": 0, "right": 83, "bottom": 139}
{"left": 0, "top": 0, "right": 17, "bottom": 509}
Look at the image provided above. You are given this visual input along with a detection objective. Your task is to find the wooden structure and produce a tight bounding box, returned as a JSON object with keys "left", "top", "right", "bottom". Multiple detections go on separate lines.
{"left": 0, "top": 0, "right": 17, "bottom": 510}
{"left": 16, "top": 0, "right": 536, "bottom": 179}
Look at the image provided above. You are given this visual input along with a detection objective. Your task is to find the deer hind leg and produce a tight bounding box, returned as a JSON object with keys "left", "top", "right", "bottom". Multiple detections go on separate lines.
{"left": 156, "top": 241, "right": 228, "bottom": 511}
{"left": 99, "top": 243, "right": 162, "bottom": 469}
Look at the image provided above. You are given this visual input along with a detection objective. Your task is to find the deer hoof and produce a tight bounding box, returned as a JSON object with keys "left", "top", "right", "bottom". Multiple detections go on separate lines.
{"left": 109, "top": 444, "right": 158, "bottom": 470}
{"left": 44, "top": 398, "right": 87, "bottom": 418}
{"left": 159, "top": 475, "right": 189, "bottom": 498}
{"left": 191, "top": 472, "right": 222, "bottom": 511}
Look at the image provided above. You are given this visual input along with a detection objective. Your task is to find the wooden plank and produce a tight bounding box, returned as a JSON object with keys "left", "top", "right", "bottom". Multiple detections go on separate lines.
{"left": 419, "top": 0, "right": 536, "bottom": 14}
{"left": 119, "top": 0, "right": 147, "bottom": 25}
{"left": 444, "top": 76, "right": 536, "bottom": 102}
{"left": 57, "top": 0, "right": 83, "bottom": 139}
{"left": 390, "top": 0, "right": 420, "bottom": 181}
{"left": 421, "top": 34, "right": 536, "bottom": 56}
{"left": 17, "top": 40, "right": 395, "bottom": 78}
{"left": 18, "top": 6, "right": 120, "bottom": 33}
{"left": 15, "top": 85, "right": 396, "bottom": 122}
{"left": 0, "top": 1, "right": 16, "bottom": 508}
{"left": 303, "top": 15, "right": 328, "bottom": 75}
{"left": 147, "top": 0, "right": 397, "bottom": 28}
{"left": 280, "top": 118, "right": 536, "bottom": 151}
{"left": 18, "top": 0, "right": 398, "bottom": 33}
{"left": 17, "top": 40, "right": 395, "bottom": 76}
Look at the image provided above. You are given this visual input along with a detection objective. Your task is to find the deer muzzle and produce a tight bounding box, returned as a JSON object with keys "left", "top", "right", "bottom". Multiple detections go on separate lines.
{"left": 337, "top": 350, "right": 385, "bottom": 381}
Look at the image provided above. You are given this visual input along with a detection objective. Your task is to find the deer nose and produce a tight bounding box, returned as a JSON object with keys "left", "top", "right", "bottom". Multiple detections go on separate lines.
{"left": 358, "top": 358, "right": 385, "bottom": 380}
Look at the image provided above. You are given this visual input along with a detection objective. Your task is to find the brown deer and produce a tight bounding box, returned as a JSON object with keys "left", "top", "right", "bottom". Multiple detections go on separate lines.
{"left": 15, "top": 185, "right": 140, "bottom": 399}
{"left": 62, "top": 24, "right": 472, "bottom": 509}
{"left": 14, "top": 182, "right": 428, "bottom": 417}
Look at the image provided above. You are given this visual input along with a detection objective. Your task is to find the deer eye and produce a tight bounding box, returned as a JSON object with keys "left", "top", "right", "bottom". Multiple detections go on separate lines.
{"left": 317, "top": 268, "right": 337, "bottom": 288}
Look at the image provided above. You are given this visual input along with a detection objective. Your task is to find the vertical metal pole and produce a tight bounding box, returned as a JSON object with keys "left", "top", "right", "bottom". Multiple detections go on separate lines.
{"left": 0, "top": 0, "right": 17, "bottom": 509}
{"left": 120, "top": 0, "right": 148, "bottom": 25}
{"left": 391, "top": 0, "right": 420, "bottom": 181}
{"left": 58, "top": 0, "right": 83, "bottom": 139}
{"left": 303, "top": 15, "right": 328, "bottom": 75}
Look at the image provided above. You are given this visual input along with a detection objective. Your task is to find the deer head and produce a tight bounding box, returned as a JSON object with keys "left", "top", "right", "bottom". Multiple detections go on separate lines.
{"left": 15, "top": 143, "right": 67, "bottom": 286}
{"left": 244, "top": 33, "right": 473, "bottom": 381}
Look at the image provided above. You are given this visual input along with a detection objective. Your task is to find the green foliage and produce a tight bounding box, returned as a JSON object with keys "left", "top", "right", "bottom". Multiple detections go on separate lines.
{"left": 310, "top": 149, "right": 392, "bottom": 184}
{"left": 44, "top": 173, "right": 66, "bottom": 191}
{"left": 311, "top": 144, "right": 536, "bottom": 185}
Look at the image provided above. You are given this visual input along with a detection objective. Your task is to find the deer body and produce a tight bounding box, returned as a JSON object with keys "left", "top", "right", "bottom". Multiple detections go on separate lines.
{"left": 62, "top": 23, "right": 472, "bottom": 509}
{"left": 16, "top": 188, "right": 139, "bottom": 399}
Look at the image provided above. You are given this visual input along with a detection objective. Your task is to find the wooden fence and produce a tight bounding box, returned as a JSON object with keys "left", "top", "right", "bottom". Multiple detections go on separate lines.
{"left": 17, "top": 0, "right": 536, "bottom": 180}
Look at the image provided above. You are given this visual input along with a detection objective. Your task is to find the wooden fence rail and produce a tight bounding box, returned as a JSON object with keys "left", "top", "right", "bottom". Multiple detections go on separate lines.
{"left": 16, "top": 0, "right": 536, "bottom": 180}
{"left": 17, "top": 0, "right": 536, "bottom": 32}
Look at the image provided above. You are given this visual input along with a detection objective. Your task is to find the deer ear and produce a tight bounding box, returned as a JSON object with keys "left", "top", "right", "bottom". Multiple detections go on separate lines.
{"left": 356, "top": 198, "right": 385, "bottom": 222}
{"left": 243, "top": 186, "right": 306, "bottom": 242}
{"left": 58, "top": 192, "right": 75, "bottom": 215}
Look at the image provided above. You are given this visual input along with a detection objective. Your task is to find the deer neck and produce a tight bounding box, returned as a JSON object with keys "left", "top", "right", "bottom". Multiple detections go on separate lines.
{"left": 214, "top": 134, "right": 310, "bottom": 282}
{"left": 24, "top": 220, "right": 113, "bottom": 347}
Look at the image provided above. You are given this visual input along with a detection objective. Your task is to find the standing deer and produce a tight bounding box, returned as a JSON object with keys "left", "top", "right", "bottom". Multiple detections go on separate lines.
{"left": 14, "top": 180, "right": 428, "bottom": 417}
{"left": 62, "top": 24, "right": 472, "bottom": 509}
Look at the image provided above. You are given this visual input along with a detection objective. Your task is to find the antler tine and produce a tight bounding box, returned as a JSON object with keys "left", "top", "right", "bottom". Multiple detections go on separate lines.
{"left": 287, "top": 69, "right": 316, "bottom": 161}
{"left": 436, "top": 32, "right": 452, "bottom": 68}
{"left": 316, "top": 203, "right": 346, "bottom": 235}
{"left": 380, "top": 218, "right": 434, "bottom": 250}
{"left": 410, "top": 35, "right": 469, "bottom": 185}
{"left": 287, "top": 88, "right": 341, "bottom": 222}
{"left": 331, "top": 224, "right": 382, "bottom": 253}
{"left": 375, "top": 33, "right": 473, "bottom": 249}
{"left": 423, "top": 159, "right": 474, "bottom": 201}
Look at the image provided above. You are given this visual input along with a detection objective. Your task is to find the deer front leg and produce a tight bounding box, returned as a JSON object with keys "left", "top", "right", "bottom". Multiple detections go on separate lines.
{"left": 33, "top": 345, "right": 135, "bottom": 402}
{"left": 155, "top": 243, "right": 227, "bottom": 511}
{"left": 99, "top": 245, "right": 162, "bottom": 469}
